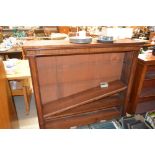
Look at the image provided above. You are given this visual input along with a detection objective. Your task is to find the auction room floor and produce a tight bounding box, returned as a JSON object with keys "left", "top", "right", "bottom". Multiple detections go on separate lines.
{"left": 14, "top": 94, "right": 39, "bottom": 129}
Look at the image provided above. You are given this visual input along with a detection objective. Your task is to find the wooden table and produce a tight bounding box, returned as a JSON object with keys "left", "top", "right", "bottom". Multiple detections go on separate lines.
{"left": 3, "top": 60, "right": 32, "bottom": 114}
{"left": 0, "top": 47, "right": 23, "bottom": 60}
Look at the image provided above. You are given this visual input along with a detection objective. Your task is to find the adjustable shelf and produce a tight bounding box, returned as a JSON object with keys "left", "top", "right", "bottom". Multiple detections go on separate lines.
{"left": 44, "top": 107, "right": 121, "bottom": 129}
{"left": 140, "top": 88, "right": 155, "bottom": 98}
{"left": 138, "top": 86, "right": 155, "bottom": 104}
{"left": 138, "top": 96, "right": 155, "bottom": 103}
{"left": 145, "top": 71, "right": 155, "bottom": 80}
{"left": 44, "top": 94, "right": 122, "bottom": 120}
{"left": 43, "top": 80, "right": 127, "bottom": 119}
{"left": 136, "top": 100, "right": 155, "bottom": 114}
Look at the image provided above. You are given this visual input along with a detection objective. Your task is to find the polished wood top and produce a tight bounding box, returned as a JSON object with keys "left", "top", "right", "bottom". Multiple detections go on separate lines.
{"left": 138, "top": 53, "right": 155, "bottom": 65}
{"left": 23, "top": 39, "right": 146, "bottom": 49}
{"left": 23, "top": 39, "right": 145, "bottom": 57}
{"left": 0, "top": 47, "right": 22, "bottom": 54}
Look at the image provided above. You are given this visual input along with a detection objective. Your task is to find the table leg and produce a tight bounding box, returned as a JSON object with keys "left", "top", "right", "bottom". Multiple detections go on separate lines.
{"left": 22, "top": 79, "right": 32, "bottom": 115}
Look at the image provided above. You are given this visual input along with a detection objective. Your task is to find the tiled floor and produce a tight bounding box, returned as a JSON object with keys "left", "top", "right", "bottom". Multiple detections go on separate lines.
{"left": 14, "top": 94, "right": 39, "bottom": 129}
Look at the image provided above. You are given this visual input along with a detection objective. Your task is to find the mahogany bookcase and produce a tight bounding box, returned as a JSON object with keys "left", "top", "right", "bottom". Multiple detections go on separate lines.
{"left": 23, "top": 39, "right": 144, "bottom": 128}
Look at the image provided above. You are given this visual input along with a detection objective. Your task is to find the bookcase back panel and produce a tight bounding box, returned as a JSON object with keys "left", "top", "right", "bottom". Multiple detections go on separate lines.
{"left": 36, "top": 53, "right": 124, "bottom": 104}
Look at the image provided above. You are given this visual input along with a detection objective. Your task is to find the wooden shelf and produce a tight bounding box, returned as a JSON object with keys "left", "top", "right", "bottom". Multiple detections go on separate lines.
{"left": 43, "top": 80, "right": 126, "bottom": 118}
{"left": 3, "top": 28, "right": 30, "bottom": 31}
{"left": 12, "top": 89, "right": 23, "bottom": 96}
{"left": 44, "top": 94, "right": 121, "bottom": 120}
{"left": 138, "top": 80, "right": 155, "bottom": 104}
{"left": 140, "top": 88, "right": 155, "bottom": 98}
{"left": 136, "top": 100, "right": 155, "bottom": 114}
{"left": 145, "top": 71, "right": 155, "bottom": 80}
{"left": 44, "top": 107, "right": 120, "bottom": 129}
{"left": 138, "top": 96, "right": 155, "bottom": 103}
